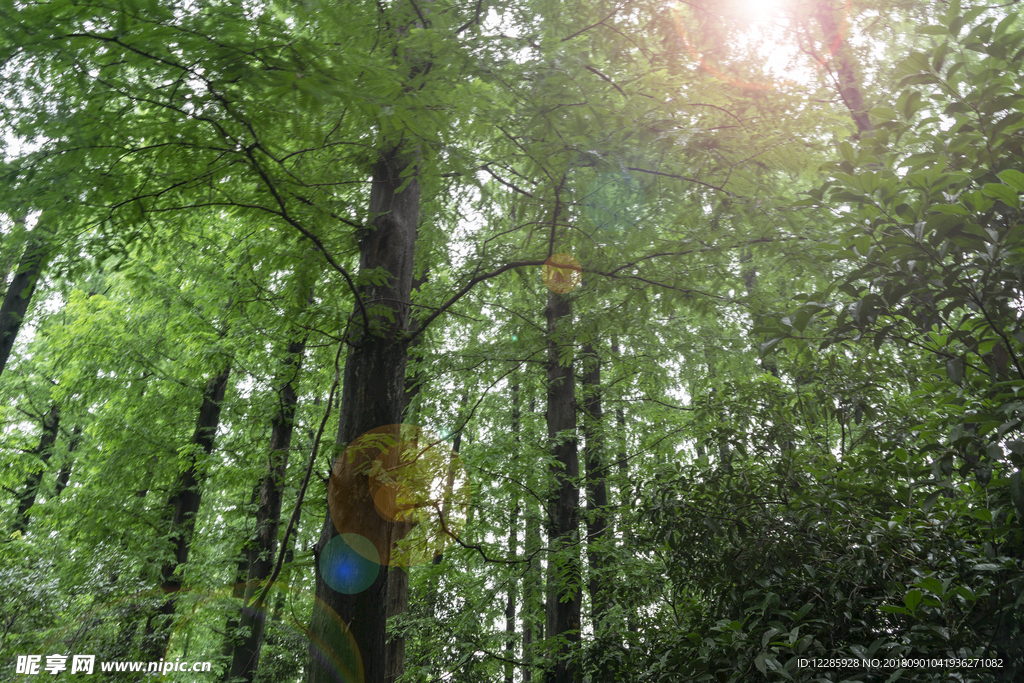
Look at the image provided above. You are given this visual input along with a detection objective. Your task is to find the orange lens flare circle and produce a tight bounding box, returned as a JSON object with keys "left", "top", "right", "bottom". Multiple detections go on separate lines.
{"left": 667, "top": 0, "right": 852, "bottom": 91}
{"left": 328, "top": 424, "right": 471, "bottom": 569}
{"left": 542, "top": 253, "right": 582, "bottom": 294}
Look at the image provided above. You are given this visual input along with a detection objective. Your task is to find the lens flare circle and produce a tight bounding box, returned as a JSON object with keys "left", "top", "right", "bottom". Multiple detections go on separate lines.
{"left": 328, "top": 424, "right": 471, "bottom": 569}
{"left": 542, "top": 253, "right": 582, "bottom": 294}
{"left": 320, "top": 533, "right": 381, "bottom": 595}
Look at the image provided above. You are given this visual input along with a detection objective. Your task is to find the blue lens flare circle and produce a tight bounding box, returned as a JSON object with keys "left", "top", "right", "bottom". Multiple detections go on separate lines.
{"left": 320, "top": 534, "right": 380, "bottom": 595}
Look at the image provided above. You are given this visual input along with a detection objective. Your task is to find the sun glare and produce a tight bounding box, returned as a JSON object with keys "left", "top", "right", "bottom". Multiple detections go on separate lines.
{"left": 668, "top": 0, "right": 830, "bottom": 91}
{"left": 737, "top": 0, "right": 782, "bottom": 19}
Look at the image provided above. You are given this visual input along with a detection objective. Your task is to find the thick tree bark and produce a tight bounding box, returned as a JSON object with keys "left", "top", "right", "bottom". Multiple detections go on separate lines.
{"left": 0, "top": 221, "right": 52, "bottom": 379}
{"left": 580, "top": 343, "right": 608, "bottom": 627}
{"left": 308, "top": 145, "right": 419, "bottom": 683}
{"left": 144, "top": 366, "right": 231, "bottom": 660}
{"left": 815, "top": 0, "right": 873, "bottom": 137}
{"left": 11, "top": 404, "right": 60, "bottom": 534}
{"left": 227, "top": 334, "right": 307, "bottom": 683}
{"left": 544, "top": 290, "right": 580, "bottom": 683}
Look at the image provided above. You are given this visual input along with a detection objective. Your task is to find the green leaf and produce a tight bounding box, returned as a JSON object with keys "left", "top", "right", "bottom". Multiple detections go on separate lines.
{"left": 982, "top": 182, "right": 1020, "bottom": 208}
{"left": 918, "top": 576, "right": 944, "bottom": 596}
{"left": 921, "top": 489, "right": 942, "bottom": 513}
{"left": 904, "top": 588, "right": 922, "bottom": 611}
{"left": 946, "top": 357, "right": 964, "bottom": 385}
{"left": 997, "top": 169, "right": 1024, "bottom": 192}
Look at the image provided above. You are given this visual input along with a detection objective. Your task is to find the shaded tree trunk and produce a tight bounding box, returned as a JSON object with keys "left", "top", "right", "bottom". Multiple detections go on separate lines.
{"left": 610, "top": 338, "right": 636, "bottom": 636}
{"left": 308, "top": 145, "right": 419, "bottom": 683}
{"left": 580, "top": 343, "right": 608, "bottom": 628}
{"left": 221, "top": 530, "right": 255, "bottom": 663}
{"left": 522, "top": 497, "right": 542, "bottom": 683}
{"left": 0, "top": 219, "right": 52, "bottom": 379}
{"left": 505, "top": 500, "right": 520, "bottom": 683}
{"left": 424, "top": 394, "right": 466, "bottom": 631}
{"left": 610, "top": 338, "right": 629, "bottom": 515}
{"left": 523, "top": 397, "right": 542, "bottom": 683}
{"left": 11, "top": 403, "right": 60, "bottom": 534}
{"left": 144, "top": 366, "right": 231, "bottom": 660}
{"left": 54, "top": 425, "right": 82, "bottom": 496}
{"left": 227, "top": 333, "right": 308, "bottom": 683}
{"left": 544, "top": 290, "right": 580, "bottom": 683}
{"left": 504, "top": 382, "right": 521, "bottom": 683}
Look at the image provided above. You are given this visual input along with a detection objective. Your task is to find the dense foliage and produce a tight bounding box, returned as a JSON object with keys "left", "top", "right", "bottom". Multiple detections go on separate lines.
{"left": 1, "top": 0, "right": 1022, "bottom": 682}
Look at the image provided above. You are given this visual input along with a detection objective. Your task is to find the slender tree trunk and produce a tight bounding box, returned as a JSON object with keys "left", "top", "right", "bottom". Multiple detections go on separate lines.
{"left": 227, "top": 333, "right": 307, "bottom": 683}
{"left": 814, "top": 0, "right": 873, "bottom": 137}
{"left": 220, "top": 483, "right": 261, "bottom": 670}
{"left": 308, "top": 144, "right": 419, "bottom": 683}
{"left": 0, "top": 219, "right": 52, "bottom": 379}
{"left": 544, "top": 290, "right": 580, "bottom": 683}
{"left": 402, "top": 269, "right": 430, "bottom": 423}
{"left": 522, "top": 498, "right": 541, "bottom": 683}
{"left": 523, "top": 397, "right": 542, "bottom": 683}
{"left": 580, "top": 343, "right": 608, "bottom": 629}
{"left": 221, "top": 534, "right": 254, "bottom": 663}
{"left": 54, "top": 425, "right": 82, "bottom": 496}
{"left": 610, "top": 338, "right": 629, "bottom": 514}
{"left": 271, "top": 548, "right": 294, "bottom": 623}
{"left": 424, "top": 395, "right": 466, "bottom": 629}
{"left": 11, "top": 404, "right": 60, "bottom": 534}
{"left": 610, "top": 339, "right": 636, "bottom": 636}
{"left": 503, "top": 500, "right": 520, "bottom": 681}
{"left": 504, "top": 383, "right": 521, "bottom": 683}
{"left": 144, "top": 366, "right": 231, "bottom": 660}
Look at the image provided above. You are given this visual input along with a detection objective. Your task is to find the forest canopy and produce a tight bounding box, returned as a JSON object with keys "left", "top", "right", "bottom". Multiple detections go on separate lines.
{"left": 1, "top": 0, "right": 1023, "bottom": 682}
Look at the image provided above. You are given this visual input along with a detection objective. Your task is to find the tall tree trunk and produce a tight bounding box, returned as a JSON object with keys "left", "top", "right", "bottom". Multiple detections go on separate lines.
{"left": 504, "top": 500, "right": 520, "bottom": 683}
{"left": 221, "top": 533, "right": 255, "bottom": 664}
{"left": 424, "top": 395, "right": 466, "bottom": 632}
{"left": 144, "top": 366, "right": 231, "bottom": 660}
{"left": 814, "top": 0, "right": 873, "bottom": 137}
{"left": 11, "top": 403, "right": 60, "bottom": 535}
{"left": 504, "top": 382, "right": 521, "bottom": 683}
{"left": 227, "top": 333, "right": 307, "bottom": 683}
{"left": 523, "top": 397, "right": 542, "bottom": 683}
{"left": 580, "top": 343, "right": 608, "bottom": 628}
{"left": 522, "top": 497, "right": 541, "bottom": 683}
{"left": 402, "top": 269, "right": 430, "bottom": 423}
{"left": 54, "top": 425, "right": 82, "bottom": 496}
{"left": 544, "top": 290, "right": 580, "bottom": 683}
{"left": 610, "top": 338, "right": 629, "bottom": 515}
{"left": 308, "top": 144, "right": 419, "bottom": 683}
{"left": 0, "top": 219, "right": 52, "bottom": 379}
